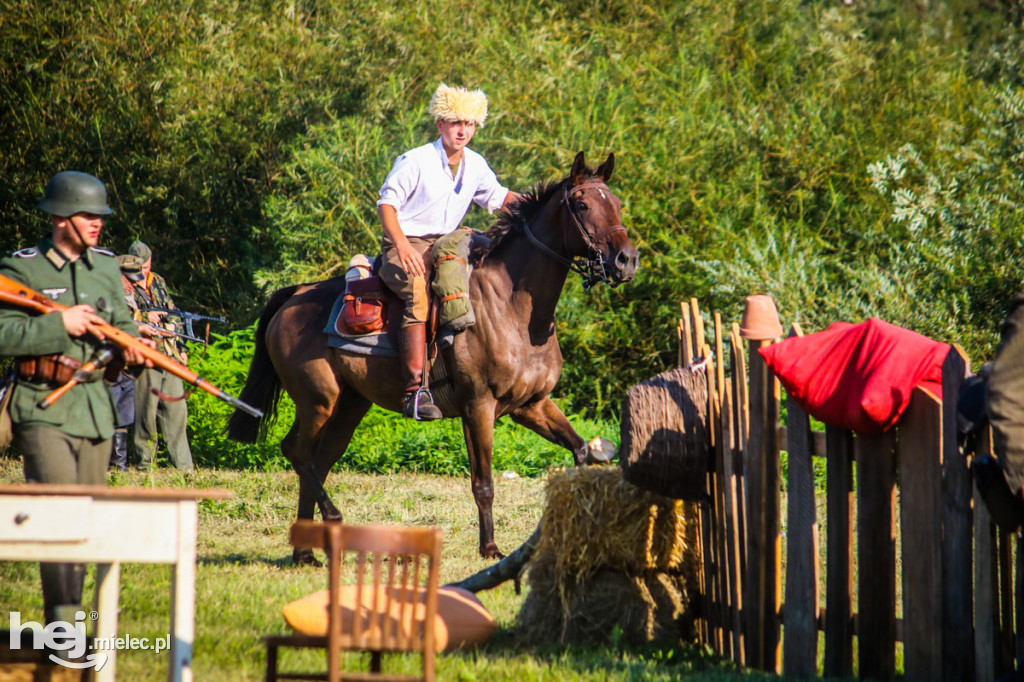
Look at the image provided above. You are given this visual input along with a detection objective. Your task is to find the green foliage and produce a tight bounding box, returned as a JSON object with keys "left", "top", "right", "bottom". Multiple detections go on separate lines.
{"left": 3, "top": 0, "right": 1024, "bottom": 420}
{"left": 186, "top": 325, "right": 294, "bottom": 470}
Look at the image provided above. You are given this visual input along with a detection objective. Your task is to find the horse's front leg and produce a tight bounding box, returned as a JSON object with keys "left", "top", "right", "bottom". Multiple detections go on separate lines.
{"left": 461, "top": 406, "right": 503, "bottom": 559}
{"left": 509, "top": 396, "right": 590, "bottom": 466}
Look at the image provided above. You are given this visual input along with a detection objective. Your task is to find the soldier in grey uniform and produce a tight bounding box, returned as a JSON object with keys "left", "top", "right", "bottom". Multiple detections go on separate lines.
{"left": 106, "top": 254, "right": 148, "bottom": 470}
{"left": 128, "top": 241, "right": 194, "bottom": 472}
{"left": 0, "top": 171, "right": 152, "bottom": 623}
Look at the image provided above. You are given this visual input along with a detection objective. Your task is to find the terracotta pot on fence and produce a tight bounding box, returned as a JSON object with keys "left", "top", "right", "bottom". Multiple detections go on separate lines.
{"left": 739, "top": 295, "right": 783, "bottom": 340}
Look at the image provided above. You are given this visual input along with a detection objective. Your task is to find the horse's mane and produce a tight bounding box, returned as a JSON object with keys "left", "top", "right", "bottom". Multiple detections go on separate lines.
{"left": 475, "top": 178, "right": 564, "bottom": 263}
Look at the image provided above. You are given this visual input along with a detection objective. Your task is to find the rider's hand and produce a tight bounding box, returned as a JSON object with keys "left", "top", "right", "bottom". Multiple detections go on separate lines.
{"left": 61, "top": 305, "right": 107, "bottom": 338}
{"left": 397, "top": 240, "right": 426, "bottom": 277}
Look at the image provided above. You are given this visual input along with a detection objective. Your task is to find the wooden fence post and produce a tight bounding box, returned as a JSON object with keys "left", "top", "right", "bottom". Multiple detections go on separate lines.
{"left": 975, "top": 470, "right": 995, "bottom": 682}
{"left": 824, "top": 425, "right": 855, "bottom": 679}
{"left": 941, "top": 346, "right": 973, "bottom": 682}
{"left": 744, "top": 338, "right": 780, "bottom": 672}
{"left": 782, "top": 323, "right": 819, "bottom": 679}
{"left": 729, "top": 331, "right": 748, "bottom": 665}
{"left": 898, "top": 387, "right": 943, "bottom": 681}
{"left": 856, "top": 429, "right": 898, "bottom": 681}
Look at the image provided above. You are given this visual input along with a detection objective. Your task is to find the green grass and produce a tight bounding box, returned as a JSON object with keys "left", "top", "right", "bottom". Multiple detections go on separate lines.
{"left": 0, "top": 458, "right": 789, "bottom": 681}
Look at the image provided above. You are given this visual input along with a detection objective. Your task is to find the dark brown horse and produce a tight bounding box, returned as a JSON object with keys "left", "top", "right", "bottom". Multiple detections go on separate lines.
{"left": 228, "top": 152, "right": 639, "bottom": 562}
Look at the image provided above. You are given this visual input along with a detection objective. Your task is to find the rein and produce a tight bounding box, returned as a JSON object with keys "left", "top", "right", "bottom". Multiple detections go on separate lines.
{"left": 520, "top": 180, "right": 627, "bottom": 290}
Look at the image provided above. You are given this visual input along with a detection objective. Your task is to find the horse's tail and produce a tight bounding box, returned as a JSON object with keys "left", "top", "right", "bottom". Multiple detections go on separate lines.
{"left": 226, "top": 284, "right": 302, "bottom": 443}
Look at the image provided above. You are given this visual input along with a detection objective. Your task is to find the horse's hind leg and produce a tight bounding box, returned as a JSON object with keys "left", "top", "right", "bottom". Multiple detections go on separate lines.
{"left": 509, "top": 396, "right": 590, "bottom": 466}
{"left": 291, "top": 389, "right": 372, "bottom": 565}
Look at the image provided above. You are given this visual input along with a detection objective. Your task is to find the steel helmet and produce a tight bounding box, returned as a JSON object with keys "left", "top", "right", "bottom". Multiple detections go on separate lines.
{"left": 36, "top": 171, "right": 113, "bottom": 217}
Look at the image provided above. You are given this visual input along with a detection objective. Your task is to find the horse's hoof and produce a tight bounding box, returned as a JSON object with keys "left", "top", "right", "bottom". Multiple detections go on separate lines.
{"left": 293, "top": 549, "right": 322, "bottom": 567}
{"left": 586, "top": 437, "right": 617, "bottom": 465}
{"left": 480, "top": 543, "right": 505, "bottom": 560}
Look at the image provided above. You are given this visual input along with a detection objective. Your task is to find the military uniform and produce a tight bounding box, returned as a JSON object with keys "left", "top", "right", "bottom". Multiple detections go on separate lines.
{"left": 0, "top": 237, "right": 138, "bottom": 473}
{"left": 131, "top": 263, "right": 193, "bottom": 471}
{"left": 0, "top": 229, "right": 139, "bottom": 624}
{"left": 107, "top": 254, "right": 146, "bottom": 470}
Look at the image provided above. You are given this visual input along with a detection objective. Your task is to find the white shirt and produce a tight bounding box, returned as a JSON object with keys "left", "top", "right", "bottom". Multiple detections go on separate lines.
{"left": 377, "top": 138, "right": 510, "bottom": 238}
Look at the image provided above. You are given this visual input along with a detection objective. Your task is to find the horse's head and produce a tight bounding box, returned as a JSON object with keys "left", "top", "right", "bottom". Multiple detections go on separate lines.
{"left": 560, "top": 151, "right": 639, "bottom": 289}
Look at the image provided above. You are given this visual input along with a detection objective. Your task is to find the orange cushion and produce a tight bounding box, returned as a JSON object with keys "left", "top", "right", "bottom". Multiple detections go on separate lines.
{"left": 281, "top": 585, "right": 496, "bottom": 651}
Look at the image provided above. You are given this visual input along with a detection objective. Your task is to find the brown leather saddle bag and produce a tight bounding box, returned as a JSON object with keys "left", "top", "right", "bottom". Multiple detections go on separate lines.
{"left": 339, "top": 277, "right": 388, "bottom": 335}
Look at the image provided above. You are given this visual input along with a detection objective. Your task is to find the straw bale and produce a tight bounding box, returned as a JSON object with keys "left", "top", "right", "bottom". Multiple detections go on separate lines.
{"left": 535, "top": 466, "right": 697, "bottom": 580}
{"left": 518, "top": 559, "right": 694, "bottom": 645}
{"left": 514, "top": 466, "right": 702, "bottom": 645}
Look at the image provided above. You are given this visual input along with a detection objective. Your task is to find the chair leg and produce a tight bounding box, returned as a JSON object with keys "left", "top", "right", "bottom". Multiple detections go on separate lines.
{"left": 370, "top": 650, "right": 382, "bottom": 673}
{"left": 424, "top": 649, "right": 435, "bottom": 682}
{"left": 265, "top": 641, "right": 278, "bottom": 682}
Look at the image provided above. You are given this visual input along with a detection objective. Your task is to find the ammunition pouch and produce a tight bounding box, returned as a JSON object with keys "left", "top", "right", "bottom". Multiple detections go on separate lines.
{"left": 15, "top": 354, "right": 106, "bottom": 387}
{"left": 16, "top": 354, "right": 81, "bottom": 386}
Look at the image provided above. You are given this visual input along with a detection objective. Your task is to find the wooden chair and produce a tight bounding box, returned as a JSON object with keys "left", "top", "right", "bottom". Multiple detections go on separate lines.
{"left": 266, "top": 521, "right": 443, "bottom": 682}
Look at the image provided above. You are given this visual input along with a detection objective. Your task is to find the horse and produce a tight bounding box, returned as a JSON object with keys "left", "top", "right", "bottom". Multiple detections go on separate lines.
{"left": 227, "top": 151, "right": 639, "bottom": 562}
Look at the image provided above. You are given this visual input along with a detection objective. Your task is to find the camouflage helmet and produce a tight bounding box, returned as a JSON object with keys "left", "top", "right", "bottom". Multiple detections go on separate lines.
{"left": 36, "top": 171, "right": 113, "bottom": 217}
{"left": 116, "top": 254, "right": 145, "bottom": 282}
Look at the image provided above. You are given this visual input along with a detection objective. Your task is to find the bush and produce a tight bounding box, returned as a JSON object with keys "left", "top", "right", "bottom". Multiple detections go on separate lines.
{"left": 3, "top": 0, "right": 1022, "bottom": 420}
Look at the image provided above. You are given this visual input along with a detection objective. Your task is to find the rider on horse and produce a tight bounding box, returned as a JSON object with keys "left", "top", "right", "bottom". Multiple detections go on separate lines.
{"left": 376, "top": 83, "right": 522, "bottom": 421}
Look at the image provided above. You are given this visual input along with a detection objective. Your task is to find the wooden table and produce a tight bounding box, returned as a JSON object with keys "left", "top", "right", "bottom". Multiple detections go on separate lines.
{"left": 0, "top": 484, "right": 232, "bottom": 682}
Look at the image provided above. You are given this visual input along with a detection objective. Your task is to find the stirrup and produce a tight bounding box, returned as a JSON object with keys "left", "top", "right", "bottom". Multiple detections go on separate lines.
{"left": 404, "top": 387, "right": 442, "bottom": 421}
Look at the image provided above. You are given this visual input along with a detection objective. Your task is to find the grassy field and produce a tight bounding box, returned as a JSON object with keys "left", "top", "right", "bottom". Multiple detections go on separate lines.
{"left": 0, "top": 458, "right": 793, "bottom": 681}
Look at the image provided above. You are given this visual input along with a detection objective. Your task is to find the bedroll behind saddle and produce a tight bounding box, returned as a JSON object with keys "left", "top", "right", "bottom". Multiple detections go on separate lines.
{"left": 431, "top": 227, "right": 475, "bottom": 331}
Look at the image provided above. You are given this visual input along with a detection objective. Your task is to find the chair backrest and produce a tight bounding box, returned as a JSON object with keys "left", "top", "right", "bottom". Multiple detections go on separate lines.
{"left": 289, "top": 521, "right": 442, "bottom": 682}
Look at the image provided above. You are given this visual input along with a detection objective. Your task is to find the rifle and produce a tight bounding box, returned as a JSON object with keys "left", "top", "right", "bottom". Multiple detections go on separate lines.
{"left": 0, "top": 273, "right": 263, "bottom": 418}
{"left": 143, "top": 306, "right": 226, "bottom": 342}
{"left": 131, "top": 319, "right": 204, "bottom": 344}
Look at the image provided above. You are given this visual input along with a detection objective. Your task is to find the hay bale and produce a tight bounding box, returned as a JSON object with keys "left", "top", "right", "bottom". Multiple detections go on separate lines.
{"left": 519, "top": 561, "right": 693, "bottom": 645}
{"left": 536, "top": 466, "right": 693, "bottom": 579}
{"left": 516, "top": 467, "right": 702, "bottom": 645}
{"left": 620, "top": 366, "right": 709, "bottom": 501}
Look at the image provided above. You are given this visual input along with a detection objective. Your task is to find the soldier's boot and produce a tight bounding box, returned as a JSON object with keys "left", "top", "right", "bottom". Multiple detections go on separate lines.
{"left": 109, "top": 429, "right": 128, "bottom": 471}
{"left": 42, "top": 563, "right": 85, "bottom": 625}
{"left": 399, "top": 324, "right": 442, "bottom": 421}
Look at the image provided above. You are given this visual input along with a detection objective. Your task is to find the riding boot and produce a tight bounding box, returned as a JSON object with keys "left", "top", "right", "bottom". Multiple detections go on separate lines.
{"left": 109, "top": 429, "right": 128, "bottom": 471}
{"left": 399, "top": 324, "right": 442, "bottom": 421}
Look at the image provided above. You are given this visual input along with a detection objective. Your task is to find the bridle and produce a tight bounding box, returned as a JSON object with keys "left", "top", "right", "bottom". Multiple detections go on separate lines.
{"left": 521, "top": 180, "right": 628, "bottom": 290}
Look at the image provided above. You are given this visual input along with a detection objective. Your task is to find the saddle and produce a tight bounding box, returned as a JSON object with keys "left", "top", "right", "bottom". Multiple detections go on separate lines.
{"left": 333, "top": 230, "right": 487, "bottom": 343}
{"left": 331, "top": 256, "right": 440, "bottom": 348}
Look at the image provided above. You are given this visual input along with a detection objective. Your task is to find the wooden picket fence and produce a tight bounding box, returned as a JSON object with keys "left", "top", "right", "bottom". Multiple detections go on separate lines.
{"left": 678, "top": 298, "right": 1020, "bottom": 681}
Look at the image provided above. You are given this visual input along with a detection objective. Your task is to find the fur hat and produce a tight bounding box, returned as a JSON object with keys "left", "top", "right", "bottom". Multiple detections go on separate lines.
{"left": 428, "top": 83, "right": 488, "bottom": 127}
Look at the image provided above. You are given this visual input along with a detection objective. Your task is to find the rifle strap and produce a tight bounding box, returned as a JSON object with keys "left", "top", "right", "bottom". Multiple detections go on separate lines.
{"left": 150, "top": 385, "right": 197, "bottom": 403}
